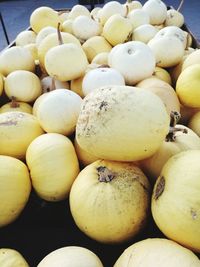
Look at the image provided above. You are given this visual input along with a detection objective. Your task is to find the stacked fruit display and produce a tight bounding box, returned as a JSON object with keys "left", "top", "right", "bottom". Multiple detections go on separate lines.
{"left": 0, "top": 0, "right": 200, "bottom": 266}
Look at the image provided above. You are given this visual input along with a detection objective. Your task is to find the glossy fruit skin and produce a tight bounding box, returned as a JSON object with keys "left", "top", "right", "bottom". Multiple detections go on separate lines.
{"left": 0, "top": 111, "right": 44, "bottom": 159}
{"left": 0, "top": 47, "right": 35, "bottom": 76}
{"left": 152, "top": 150, "right": 200, "bottom": 253}
{"left": 26, "top": 133, "right": 79, "bottom": 202}
{"left": 114, "top": 238, "right": 200, "bottom": 267}
{"left": 36, "top": 89, "right": 82, "bottom": 136}
{"left": 4, "top": 70, "right": 42, "bottom": 102}
{"left": 0, "top": 248, "right": 29, "bottom": 267}
{"left": 70, "top": 160, "right": 150, "bottom": 244}
{"left": 44, "top": 43, "right": 88, "bottom": 82}
{"left": 37, "top": 246, "right": 103, "bottom": 267}
{"left": 0, "top": 156, "right": 31, "bottom": 227}
{"left": 30, "top": 7, "right": 61, "bottom": 33}
{"left": 176, "top": 64, "right": 200, "bottom": 108}
{"left": 108, "top": 41, "right": 156, "bottom": 85}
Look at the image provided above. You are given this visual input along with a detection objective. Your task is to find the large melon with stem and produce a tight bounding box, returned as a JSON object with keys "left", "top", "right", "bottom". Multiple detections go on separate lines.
{"left": 76, "top": 85, "right": 170, "bottom": 162}
{"left": 70, "top": 160, "right": 150, "bottom": 244}
{"left": 44, "top": 24, "right": 88, "bottom": 81}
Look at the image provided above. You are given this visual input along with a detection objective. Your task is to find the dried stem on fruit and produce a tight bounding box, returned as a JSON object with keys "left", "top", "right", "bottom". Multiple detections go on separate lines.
{"left": 177, "top": 0, "right": 184, "bottom": 12}
{"left": 57, "top": 23, "right": 63, "bottom": 45}
{"left": 10, "top": 96, "right": 20, "bottom": 108}
{"left": 165, "top": 111, "right": 188, "bottom": 142}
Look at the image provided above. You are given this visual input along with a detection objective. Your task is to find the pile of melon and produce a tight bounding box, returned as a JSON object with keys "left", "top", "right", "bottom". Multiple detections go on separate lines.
{"left": 0, "top": 0, "right": 200, "bottom": 266}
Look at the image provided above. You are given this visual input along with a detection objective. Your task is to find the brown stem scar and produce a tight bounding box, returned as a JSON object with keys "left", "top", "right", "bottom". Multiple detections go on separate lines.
{"left": 97, "top": 166, "right": 115, "bottom": 183}
{"left": 165, "top": 111, "right": 187, "bottom": 142}
{"left": 154, "top": 176, "right": 165, "bottom": 200}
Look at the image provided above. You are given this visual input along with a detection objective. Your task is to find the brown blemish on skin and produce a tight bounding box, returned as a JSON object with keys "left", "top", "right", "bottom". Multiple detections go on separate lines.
{"left": 154, "top": 176, "right": 165, "bottom": 200}
{"left": 165, "top": 111, "right": 187, "bottom": 142}
{"left": 128, "top": 48, "right": 133, "bottom": 54}
{"left": 97, "top": 166, "right": 115, "bottom": 183}
{"left": 99, "top": 101, "right": 108, "bottom": 111}
{"left": 190, "top": 208, "right": 197, "bottom": 220}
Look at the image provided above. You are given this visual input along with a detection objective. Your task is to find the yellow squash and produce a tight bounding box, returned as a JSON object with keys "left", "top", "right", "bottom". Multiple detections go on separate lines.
{"left": 0, "top": 111, "right": 44, "bottom": 159}
{"left": 26, "top": 133, "right": 79, "bottom": 201}
{"left": 114, "top": 238, "right": 200, "bottom": 267}
{"left": 0, "top": 156, "right": 31, "bottom": 227}
{"left": 152, "top": 150, "right": 200, "bottom": 252}
{"left": 0, "top": 249, "right": 29, "bottom": 267}
{"left": 70, "top": 160, "right": 150, "bottom": 244}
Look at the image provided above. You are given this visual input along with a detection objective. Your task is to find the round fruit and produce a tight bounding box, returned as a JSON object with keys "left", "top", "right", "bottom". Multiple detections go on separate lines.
{"left": 128, "top": 9, "right": 150, "bottom": 29}
{"left": 36, "top": 89, "right": 82, "bottom": 135}
{"left": 136, "top": 77, "right": 180, "bottom": 114}
{"left": 15, "top": 30, "right": 37, "bottom": 46}
{"left": 114, "top": 238, "right": 200, "bottom": 267}
{"left": 98, "top": 1, "right": 126, "bottom": 25}
{"left": 182, "top": 48, "right": 200, "bottom": 71}
{"left": 91, "top": 52, "right": 109, "bottom": 65}
{"left": 0, "top": 248, "right": 29, "bottom": 267}
{"left": 37, "top": 246, "right": 103, "bottom": 267}
{"left": 38, "top": 31, "right": 81, "bottom": 69}
{"left": 188, "top": 111, "right": 200, "bottom": 136}
{"left": 0, "top": 46, "right": 35, "bottom": 76}
{"left": 70, "top": 160, "right": 150, "bottom": 243}
{"left": 4, "top": 70, "right": 42, "bottom": 102}
{"left": 44, "top": 43, "right": 88, "bottom": 81}
{"left": 0, "top": 100, "right": 32, "bottom": 114}
{"left": 68, "top": 4, "right": 90, "bottom": 20}
{"left": 142, "top": 0, "right": 167, "bottom": 25}
{"left": 82, "top": 36, "right": 112, "bottom": 63}
{"left": 82, "top": 67, "right": 125, "bottom": 96}
{"left": 62, "top": 19, "right": 73, "bottom": 34}
{"left": 76, "top": 85, "right": 169, "bottom": 161}
{"left": 30, "top": 6, "right": 60, "bottom": 33}
{"left": 108, "top": 41, "right": 156, "bottom": 85}
{"left": 35, "top": 26, "right": 57, "bottom": 47}
{"left": 148, "top": 36, "right": 184, "bottom": 68}
{"left": 26, "top": 133, "right": 79, "bottom": 201}
{"left": 152, "top": 150, "right": 200, "bottom": 252}
{"left": 0, "top": 155, "right": 31, "bottom": 227}
{"left": 152, "top": 66, "right": 172, "bottom": 85}
{"left": 132, "top": 24, "right": 158, "bottom": 44}
{"left": 165, "top": 9, "right": 184, "bottom": 28}
{"left": 72, "top": 15, "right": 102, "bottom": 41}
{"left": 176, "top": 64, "right": 200, "bottom": 108}
{"left": 142, "top": 124, "right": 200, "bottom": 182}
{"left": 0, "top": 112, "right": 44, "bottom": 159}
{"left": 103, "top": 14, "right": 132, "bottom": 46}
